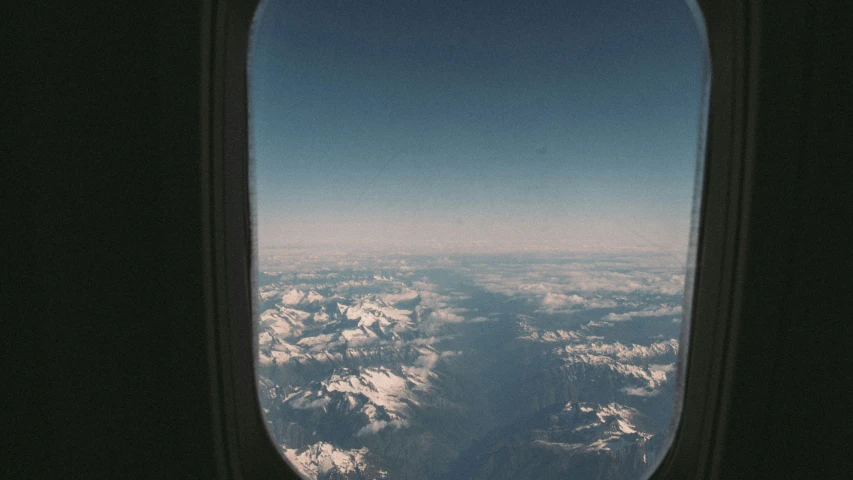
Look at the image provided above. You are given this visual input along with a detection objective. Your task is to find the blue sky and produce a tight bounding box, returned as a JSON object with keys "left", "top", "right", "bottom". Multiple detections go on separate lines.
{"left": 249, "top": 0, "right": 706, "bottom": 253}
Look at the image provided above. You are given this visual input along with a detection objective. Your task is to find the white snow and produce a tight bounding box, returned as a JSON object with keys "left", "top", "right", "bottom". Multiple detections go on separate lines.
{"left": 297, "top": 333, "right": 339, "bottom": 347}
{"left": 339, "top": 299, "right": 413, "bottom": 330}
{"left": 561, "top": 339, "right": 679, "bottom": 362}
{"left": 540, "top": 329, "right": 583, "bottom": 342}
{"left": 323, "top": 367, "right": 412, "bottom": 418}
{"left": 305, "top": 290, "right": 325, "bottom": 303}
{"left": 282, "top": 442, "right": 368, "bottom": 480}
{"left": 259, "top": 306, "right": 311, "bottom": 339}
{"left": 281, "top": 289, "right": 305, "bottom": 305}
{"left": 603, "top": 305, "right": 682, "bottom": 322}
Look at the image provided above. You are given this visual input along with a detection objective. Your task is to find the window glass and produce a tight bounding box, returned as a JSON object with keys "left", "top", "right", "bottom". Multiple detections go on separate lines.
{"left": 250, "top": 0, "right": 706, "bottom": 478}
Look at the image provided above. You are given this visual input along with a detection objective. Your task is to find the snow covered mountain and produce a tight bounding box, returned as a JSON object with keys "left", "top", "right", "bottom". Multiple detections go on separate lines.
{"left": 283, "top": 442, "right": 379, "bottom": 480}
{"left": 256, "top": 253, "right": 684, "bottom": 479}
{"left": 445, "top": 402, "right": 655, "bottom": 480}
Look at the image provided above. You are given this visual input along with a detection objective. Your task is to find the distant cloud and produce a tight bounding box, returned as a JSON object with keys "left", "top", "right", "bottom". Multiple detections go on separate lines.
{"left": 428, "top": 309, "right": 464, "bottom": 324}
{"left": 468, "top": 257, "right": 686, "bottom": 301}
{"left": 622, "top": 387, "right": 660, "bottom": 397}
{"left": 541, "top": 292, "right": 585, "bottom": 309}
{"left": 345, "top": 335, "right": 380, "bottom": 347}
{"left": 290, "top": 395, "right": 331, "bottom": 409}
{"left": 585, "top": 320, "right": 614, "bottom": 328}
{"left": 380, "top": 290, "right": 419, "bottom": 304}
{"left": 649, "top": 363, "right": 676, "bottom": 373}
{"left": 403, "top": 351, "right": 457, "bottom": 384}
{"left": 415, "top": 352, "right": 439, "bottom": 369}
{"left": 356, "top": 419, "right": 409, "bottom": 436}
{"left": 417, "top": 291, "right": 450, "bottom": 309}
{"left": 411, "top": 281, "right": 438, "bottom": 291}
{"left": 409, "top": 336, "right": 443, "bottom": 345}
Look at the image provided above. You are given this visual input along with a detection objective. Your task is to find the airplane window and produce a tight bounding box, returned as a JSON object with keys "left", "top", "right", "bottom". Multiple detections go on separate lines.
{"left": 249, "top": 0, "right": 707, "bottom": 478}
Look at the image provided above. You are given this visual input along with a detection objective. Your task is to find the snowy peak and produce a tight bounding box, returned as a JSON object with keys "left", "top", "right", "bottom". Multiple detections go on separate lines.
{"left": 561, "top": 339, "right": 678, "bottom": 363}
{"left": 279, "top": 365, "right": 429, "bottom": 440}
{"left": 532, "top": 402, "right": 652, "bottom": 454}
{"left": 338, "top": 298, "right": 414, "bottom": 331}
{"left": 322, "top": 367, "right": 413, "bottom": 419}
{"left": 282, "top": 288, "right": 325, "bottom": 306}
{"left": 565, "top": 402, "right": 646, "bottom": 436}
{"left": 282, "top": 442, "right": 369, "bottom": 480}
{"left": 259, "top": 305, "right": 311, "bottom": 339}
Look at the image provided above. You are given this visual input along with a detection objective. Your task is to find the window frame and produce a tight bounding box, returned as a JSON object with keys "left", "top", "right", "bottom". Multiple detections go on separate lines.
{"left": 202, "top": 0, "right": 299, "bottom": 477}
{"left": 202, "top": 0, "right": 749, "bottom": 478}
{"left": 649, "top": 0, "right": 756, "bottom": 477}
